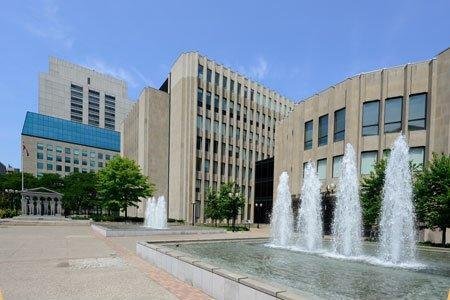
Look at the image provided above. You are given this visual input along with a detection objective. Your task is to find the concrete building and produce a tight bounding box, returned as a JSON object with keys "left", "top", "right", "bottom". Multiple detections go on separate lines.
{"left": 39, "top": 57, "right": 134, "bottom": 130}
{"left": 22, "top": 112, "right": 120, "bottom": 177}
{"left": 121, "top": 52, "right": 295, "bottom": 222}
{"left": 273, "top": 48, "right": 450, "bottom": 233}
{"left": 120, "top": 87, "right": 170, "bottom": 217}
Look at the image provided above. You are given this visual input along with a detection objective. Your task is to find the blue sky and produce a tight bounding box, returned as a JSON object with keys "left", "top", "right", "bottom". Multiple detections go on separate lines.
{"left": 0, "top": 0, "right": 449, "bottom": 168}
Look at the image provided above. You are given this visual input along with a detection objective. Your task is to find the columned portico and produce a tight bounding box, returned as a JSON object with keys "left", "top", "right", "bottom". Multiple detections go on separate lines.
{"left": 21, "top": 188, "right": 63, "bottom": 216}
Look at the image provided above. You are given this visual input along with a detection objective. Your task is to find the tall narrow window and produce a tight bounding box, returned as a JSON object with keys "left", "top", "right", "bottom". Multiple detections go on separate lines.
{"left": 196, "top": 115, "right": 203, "bottom": 130}
{"left": 104, "top": 94, "right": 115, "bottom": 130}
{"left": 332, "top": 155, "right": 343, "bottom": 178}
{"left": 408, "top": 93, "right": 427, "bottom": 131}
{"left": 334, "top": 108, "right": 345, "bottom": 142}
{"left": 207, "top": 69, "right": 212, "bottom": 83}
{"left": 409, "top": 147, "right": 425, "bottom": 170}
{"left": 317, "top": 158, "right": 327, "bottom": 180}
{"left": 70, "top": 84, "right": 83, "bottom": 123}
{"left": 361, "top": 151, "right": 378, "bottom": 175}
{"left": 206, "top": 92, "right": 211, "bottom": 110}
{"left": 318, "top": 114, "right": 328, "bottom": 146}
{"left": 88, "top": 90, "right": 100, "bottom": 127}
{"left": 214, "top": 94, "right": 219, "bottom": 113}
{"left": 198, "top": 65, "right": 204, "bottom": 79}
{"left": 304, "top": 120, "right": 313, "bottom": 150}
{"left": 197, "top": 88, "right": 203, "bottom": 107}
{"left": 362, "top": 101, "right": 380, "bottom": 136}
{"left": 384, "top": 97, "right": 403, "bottom": 133}
{"left": 215, "top": 72, "right": 219, "bottom": 85}
{"left": 196, "top": 137, "right": 202, "bottom": 150}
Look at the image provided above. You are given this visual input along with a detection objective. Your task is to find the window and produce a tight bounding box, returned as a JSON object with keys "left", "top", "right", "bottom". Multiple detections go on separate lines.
{"left": 65, "top": 166, "right": 71, "bottom": 172}
{"left": 204, "top": 160, "right": 210, "bottom": 173}
{"left": 197, "top": 88, "right": 203, "bottom": 107}
{"left": 195, "top": 179, "right": 201, "bottom": 193}
{"left": 56, "top": 155, "right": 62, "bottom": 162}
{"left": 408, "top": 93, "right": 427, "bottom": 131}
{"left": 304, "top": 120, "right": 313, "bottom": 150}
{"left": 47, "top": 144, "right": 53, "bottom": 151}
{"left": 318, "top": 114, "right": 328, "bottom": 146}
{"left": 90, "top": 151, "right": 96, "bottom": 158}
{"left": 223, "top": 76, "right": 227, "bottom": 88}
{"left": 98, "top": 161, "right": 103, "bottom": 168}
{"left": 205, "top": 118, "right": 211, "bottom": 131}
{"left": 213, "top": 161, "right": 218, "bottom": 174}
{"left": 196, "top": 158, "right": 202, "bottom": 172}
{"left": 221, "top": 163, "right": 225, "bottom": 175}
{"left": 215, "top": 72, "right": 219, "bottom": 85}
{"left": 205, "top": 138, "right": 210, "bottom": 152}
{"left": 332, "top": 155, "right": 343, "bottom": 178}
{"left": 90, "top": 160, "right": 96, "bottom": 167}
{"left": 56, "top": 165, "right": 62, "bottom": 171}
{"left": 196, "top": 136, "right": 202, "bottom": 150}
{"left": 206, "top": 92, "right": 211, "bottom": 110}
{"left": 214, "top": 95, "right": 219, "bottom": 113}
{"left": 82, "top": 150, "right": 88, "bottom": 157}
{"left": 74, "top": 158, "right": 79, "bottom": 165}
{"left": 47, "top": 163, "right": 53, "bottom": 171}
{"left": 105, "top": 154, "right": 110, "bottom": 160}
{"left": 334, "top": 108, "right": 345, "bottom": 142}
{"left": 213, "top": 140, "right": 218, "bottom": 153}
{"left": 361, "top": 151, "right": 378, "bottom": 175}
{"left": 65, "top": 157, "right": 71, "bottom": 163}
{"left": 47, "top": 154, "right": 53, "bottom": 161}
{"left": 317, "top": 159, "right": 327, "bottom": 180}
{"left": 384, "top": 97, "right": 403, "bottom": 133}
{"left": 362, "top": 101, "right": 380, "bottom": 136}
{"left": 196, "top": 115, "right": 203, "bottom": 130}
{"left": 56, "top": 146, "right": 62, "bottom": 153}
{"left": 37, "top": 143, "right": 44, "bottom": 150}
{"left": 383, "top": 149, "right": 391, "bottom": 159}
{"left": 74, "top": 167, "right": 79, "bottom": 173}
{"left": 73, "top": 149, "right": 79, "bottom": 156}
{"left": 37, "top": 162, "right": 43, "bottom": 170}
{"left": 198, "top": 65, "right": 204, "bottom": 79}
{"left": 207, "top": 69, "right": 212, "bottom": 83}
{"left": 65, "top": 147, "right": 71, "bottom": 154}
{"left": 98, "top": 153, "right": 103, "bottom": 160}
{"left": 37, "top": 152, "right": 43, "bottom": 160}
{"left": 409, "top": 147, "right": 425, "bottom": 170}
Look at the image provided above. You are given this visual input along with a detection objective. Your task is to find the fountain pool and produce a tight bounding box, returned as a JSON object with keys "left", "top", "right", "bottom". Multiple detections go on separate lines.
{"left": 168, "top": 240, "right": 450, "bottom": 299}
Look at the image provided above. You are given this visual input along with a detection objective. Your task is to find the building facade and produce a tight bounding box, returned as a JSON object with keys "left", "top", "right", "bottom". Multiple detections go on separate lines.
{"left": 120, "top": 87, "right": 170, "bottom": 217}
{"left": 39, "top": 57, "right": 134, "bottom": 130}
{"left": 22, "top": 112, "right": 120, "bottom": 177}
{"left": 121, "top": 52, "right": 295, "bottom": 222}
{"left": 274, "top": 48, "right": 450, "bottom": 208}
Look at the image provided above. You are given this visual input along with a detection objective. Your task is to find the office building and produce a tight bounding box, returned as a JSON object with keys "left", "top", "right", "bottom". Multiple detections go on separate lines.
{"left": 273, "top": 48, "right": 450, "bottom": 231}
{"left": 122, "top": 52, "right": 295, "bottom": 222}
{"left": 22, "top": 112, "right": 120, "bottom": 177}
{"left": 39, "top": 57, "right": 134, "bottom": 130}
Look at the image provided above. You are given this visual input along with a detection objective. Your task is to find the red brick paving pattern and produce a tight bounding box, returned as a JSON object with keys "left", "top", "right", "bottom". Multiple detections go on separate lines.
{"left": 94, "top": 232, "right": 212, "bottom": 300}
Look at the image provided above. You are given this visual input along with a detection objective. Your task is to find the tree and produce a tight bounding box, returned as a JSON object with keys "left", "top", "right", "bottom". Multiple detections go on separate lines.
{"left": 62, "top": 172, "right": 98, "bottom": 215}
{"left": 360, "top": 159, "right": 387, "bottom": 236}
{"left": 414, "top": 153, "right": 450, "bottom": 246}
{"left": 204, "top": 187, "right": 224, "bottom": 226}
{"left": 220, "top": 182, "right": 245, "bottom": 230}
{"left": 0, "top": 172, "right": 38, "bottom": 210}
{"left": 38, "top": 173, "right": 64, "bottom": 192}
{"left": 97, "top": 156, "right": 155, "bottom": 219}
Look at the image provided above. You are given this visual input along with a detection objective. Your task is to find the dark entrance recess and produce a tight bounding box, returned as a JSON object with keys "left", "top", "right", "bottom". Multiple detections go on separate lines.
{"left": 254, "top": 157, "right": 274, "bottom": 224}
{"left": 322, "top": 192, "right": 335, "bottom": 235}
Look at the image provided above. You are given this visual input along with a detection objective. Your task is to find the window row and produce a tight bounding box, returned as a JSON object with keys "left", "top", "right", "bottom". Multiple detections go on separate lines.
{"left": 197, "top": 65, "right": 291, "bottom": 116}
{"left": 303, "top": 147, "right": 425, "bottom": 180}
{"left": 196, "top": 137, "right": 265, "bottom": 160}
{"left": 195, "top": 158, "right": 254, "bottom": 178}
{"left": 304, "top": 108, "right": 345, "bottom": 150}
{"left": 37, "top": 163, "right": 94, "bottom": 174}
{"left": 36, "top": 143, "right": 112, "bottom": 160}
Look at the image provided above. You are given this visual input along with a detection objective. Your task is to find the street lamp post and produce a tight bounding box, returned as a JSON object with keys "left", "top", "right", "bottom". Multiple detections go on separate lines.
{"left": 255, "top": 203, "right": 262, "bottom": 229}
{"left": 191, "top": 201, "right": 196, "bottom": 226}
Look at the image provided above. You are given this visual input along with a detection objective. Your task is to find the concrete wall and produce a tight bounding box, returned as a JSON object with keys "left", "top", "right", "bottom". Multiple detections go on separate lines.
{"left": 274, "top": 48, "right": 450, "bottom": 198}
{"left": 121, "top": 87, "right": 170, "bottom": 218}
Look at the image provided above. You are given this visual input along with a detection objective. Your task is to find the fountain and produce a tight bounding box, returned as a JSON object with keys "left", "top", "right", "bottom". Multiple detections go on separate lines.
{"left": 378, "top": 135, "right": 417, "bottom": 264}
{"left": 269, "top": 172, "right": 294, "bottom": 247}
{"left": 297, "top": 162, "right": 323, "bottom": 251}
{"left": 144, "top": 196, "right": 167, "bottom": 229}
{"left": 332, "top": 144, "right": 363, "bottom": 256}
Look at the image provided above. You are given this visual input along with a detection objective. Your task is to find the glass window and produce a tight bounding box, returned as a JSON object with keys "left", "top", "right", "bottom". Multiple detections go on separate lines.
{"left": 82, "top": 150, "right": 88, "bottom": 157}
{"left": 56, "top": 146, "right": 62, "bottom": 153}
{"left": 37, "top": 143, "right": 44, "bottom": 150}
{"left": 318, "top": 114, "right": 328, "bottom": 146}
{"left": 196, "top": 136, "right": 202, "bottom": 150}
{"left": 205, "top": 118, "right": 211, "bottom": 131}
{"left": 215, "top": 72, "right": 219, "bottom": 85}
{"left": 98, "top": 153, "right": 103, "bottom": 160}
{"left": 37, "top": 162, "right": 43, "bottom": 170}
{"left": 304, "top": 120, "right": 313, "bottom": 150}
{"left": 223, "top": 76, "right": 227, "bottom": 88}
{"left": 47, "top": 144, "right": 53, "bottom": 151}
{"left": 205, "top": 138, "right": 210, "bottom": 152}
{"left": 384, "top": 97, "right": 403, "bottom": 133}
{"left": 207, "top": 69, "right": 212, "bottom": 82}
{"left": 196, "top": 115, "right": 203, "bottom": 130}
{"left": 56, "top": 155, "right": 62, "bottom": 162}
{"left": 408, "top": 93, "right": 427, "bottom": 131}
{"left": 90, "top": 151, "right": 96, "bottom": 158}
{"left": 65, "top": 166, "right": 71, "bottom": 172}
{"left": 105, "top": 154, "right": 110, "bottom": 160}
{"left": 206, "top": 92, "right": 211, "bottom": 110}
{"left": 65, "top": 157, "right": 71, "bottom": 163}
{"left": 409, "top": 147, "right": 425, "bottom": 170}
{"left": 362, "top": 101, "right": 380, "bottom": 136}
{"left": 334, "top": 108, "right": 345, "bottom": 142}
{"left": 204, "top": 159, "right": 210, "bottom": 173}
{"left": 73, "top": 149, "right": 79, "bottom": 155}
{"left": 361, "top": 151, "right": 378, "bottom": 175}
{"left": 47, "top": 163, "right": 53, "bottom": 171}
{"left": 74, "top": 167, "right": 79, "bottom": 173}
{"left": 383, "top": 149, "right": 391, "bottom": 159}
{"left": 74, "top": 158, "right": 79, "bottom": 165}
{"left": 197, "top": 88, "right": 203, "bottom": 107}
{"left": 90, "top": 160, "right": 95, "bottom": 167}
{"left": 196, "top": 158, "right": 202, "bottom": 172}
{"left": 65, "top": 147, "right": 71, "bottom": 154}
{"left": 317, "top": 158, "right": 327, "bottom": 180}
{"left": 332, "top": 155, "right": 343, "bottom": 178}
{"left": 37, "top": 152, "right": 44, "bottom": 160}
{"left": 213, "top": 161, "right": 218, "bottom": 174}
{"left": 47, "top": 154, "right": 53, "bottom": 161}
{"left": 198, "top": 64, "right": 203, "bottom": 79}
{"left": 214, "top": 120, "right": 219, "bottom": 133}
{"left": 98, "top": 161, "right": 103, "bottom": 168}
{"left": 82, "top": 160, "right": 87, "bottom": 166}
{"left": 56, "top": 165, "right": 62, "bottom": 171}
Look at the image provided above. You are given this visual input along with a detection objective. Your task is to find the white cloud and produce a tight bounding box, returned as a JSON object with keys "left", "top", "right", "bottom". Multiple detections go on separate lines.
{"left": 22, "top": 0, "right": 74, "bottom": 49}
{"left": 83, "top": 58, "right": 153, "bottom": 89}
{"left": 236, "top": 56, "right": 269, "bottom": 81}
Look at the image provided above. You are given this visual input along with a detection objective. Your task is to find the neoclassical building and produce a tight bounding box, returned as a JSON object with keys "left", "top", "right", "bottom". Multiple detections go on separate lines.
{"left": 21, "top": 187, "right": 63, "bottom": 216}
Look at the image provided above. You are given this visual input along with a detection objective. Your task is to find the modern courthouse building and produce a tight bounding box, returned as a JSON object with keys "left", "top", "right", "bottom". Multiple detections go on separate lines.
{"left": 21, "top": 58, "right": 133, "bottom": 176}
{"left": 121, "top": 52, "right": 294, "bottom": 221}
{"left": 274, "top": 48, "right": 450, "bottom": 231}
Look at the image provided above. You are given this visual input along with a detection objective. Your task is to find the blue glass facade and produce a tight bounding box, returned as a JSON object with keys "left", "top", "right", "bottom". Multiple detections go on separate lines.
{"left": 22, "top": 112, "right": 120, "bottom": 152}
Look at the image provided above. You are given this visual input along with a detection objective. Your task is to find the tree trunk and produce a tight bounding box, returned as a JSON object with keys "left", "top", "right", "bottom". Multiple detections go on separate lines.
{"left": 442, "top": 227, "right": 447, "bottom": 246}
{"left": 232, "top": 217, "right": 236, "bottom": 232}
{"left": 124, "top": 206, "right": 128, "bottom": 221}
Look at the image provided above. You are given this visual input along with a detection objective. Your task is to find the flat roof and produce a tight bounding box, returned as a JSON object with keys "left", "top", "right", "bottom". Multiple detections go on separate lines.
{"left": 21, "top": 112, "right": 120, "bottom": 152}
